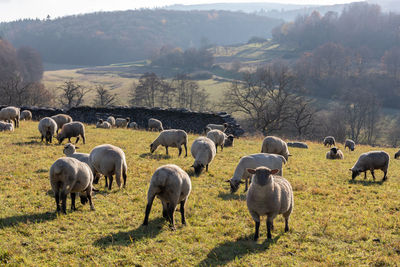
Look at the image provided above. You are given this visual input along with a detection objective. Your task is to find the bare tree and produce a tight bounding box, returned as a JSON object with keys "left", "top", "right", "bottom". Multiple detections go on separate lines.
{"left": 93, "top": 85, "right": 117, "bottom": 107}
{"left": 291, "top": 97, "right": 316, "bottom": 137}
{"left": 172, "top": 73, "right": 209, "bottom": 111}
{"left": 58, "top": 80, "right": 90, "bottom": 109}
{"left": 130, "top": 73, "right": 161, "bottom": 107}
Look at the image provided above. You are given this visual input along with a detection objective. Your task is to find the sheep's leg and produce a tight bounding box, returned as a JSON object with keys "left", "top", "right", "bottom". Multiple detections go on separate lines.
{"left": 364, "top": 171, "right": 367, "bottom": 179}
{"left": 206, "top": 164, "right": 209, "bottom": 172}
{"left": 68, "top": 137, "right": 71, "bottom": 143}
{"left": 244, "top": 179, "right": 248, "bottom": 192}
{"left": 143, "top": 195, "right": 155, "bottom": 226}
{"left": 178, "top": 146, "right": 182, "bottom": 157}
{"left": 180, "top": 199, "right": 187, "bottom": 225}
{"left": 215, "top": 144, "right": 218, "bottom": 153}
{"left": 371, "top": 170, "right": 376, "bottom": 181}
{"left": 162, "top": 201, "right": 168, "bottom": 220}
{"left": 82, "top": 134, "right": 85, "bottom": 144}
{"left": 70, "top": 193, "right": 76, "bottom": 211}
{"left": 108, "top": 176, "right": 113, "bottom": 190}
{"left": 382, "top": 170, "right": 387, "bottom": 181}
{"left": 284, "top": 217, "right": 289, "bottom": 232}
{"left": 55, "top": 191, "right": 61, "bottom": 213}
{"left": 184, "top": 143, "right": 187, "bottom": 157}
{"left": 104, "top": 176, "right": 108, "bottom": 188}
{"left": 165, "top": 146, "right": 169, "bottom": 155}
{"left": 254, "top": 221, "right": 260, "bottom": 241}
{"left": 266, "top": 219, "right": 273, "bottom": 239}
{"left": 87, "top": 191, "right": 95, "bottom": 211}
{"left": 167, "top": 203, "right": 176, "bottom": 230}
{"left": 123, "top": 170, "right": 127, "bottom": 188}
{"left": 221, "top": 145, "right": 224, "bottom": 151}
{"left": 61, "top": 191, "right": 67, "bottom": 214}
{"left": 75, "top": 136, "right": 80, "bottom": 144}
{"left": 41, "top": 135, "right": 44, "bottom": 143}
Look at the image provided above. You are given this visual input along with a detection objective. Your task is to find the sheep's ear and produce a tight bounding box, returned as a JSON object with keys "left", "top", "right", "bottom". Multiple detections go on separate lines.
{"left": 270, "top": 169, "right": 279, "bottom": 175}
{"left": 225, "top": 180, "right": 231, "bottom": 183}
{"left": 191, "top": 164, "right": 194, "bottom": 168}
{"left": 349, "top": 168, "right": 353, "bottom": 171}
{"left": 247, "top": 168, "right": 256, "bottom": 174}
{"left": 75, "top": 146, "right": 80, "bottom": 149}
{"left": 288, "top": 154, "right": 292, "bottom": 157}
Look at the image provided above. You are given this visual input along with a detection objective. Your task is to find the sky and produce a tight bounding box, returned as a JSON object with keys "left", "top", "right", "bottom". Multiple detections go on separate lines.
{"left": 0, "top": 0, "right": 356, "bottom": 22}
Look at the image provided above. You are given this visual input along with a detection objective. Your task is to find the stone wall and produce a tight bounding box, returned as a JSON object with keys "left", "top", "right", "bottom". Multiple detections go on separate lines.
{"left": 1, "top": 105, "right": 244, "bottom": 136}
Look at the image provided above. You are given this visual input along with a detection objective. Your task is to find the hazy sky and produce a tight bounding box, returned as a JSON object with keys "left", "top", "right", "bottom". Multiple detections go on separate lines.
{"left": 0, "top": 0, "right": 355, "bottom": 22}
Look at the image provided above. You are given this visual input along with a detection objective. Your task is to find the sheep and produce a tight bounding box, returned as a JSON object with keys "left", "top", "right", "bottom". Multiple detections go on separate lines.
{"left": 205, "top": 123, "right": 228, "bottom": 132}
{"left": 49, "top": 157, "right": 95, "bottom": 214}
{"left": 38, "top": 117, "right": 58, "bottom": 144}
{"left": 246, "top": 167, "right": 294, "bottom": 240}
{"left": 0, "top": 106, "right": 20, "bottom": 128}
{"left": 0, "top": 121, "right": 14, "bottom": 132}
{"left": 223, "top": 133, "right": 235, "bottom": 147}
{"left": 287, "top": 142, "right": 308, "bottom": 149}
{"left": 51, "top": 114, "right": 73, "bottom": 134}
{"left": 89, "top": 144, "right": 127, "bottom": 190}
{"left": 345, "top": 139, "right": 355, "bottom": 151}
{"left": 206, "top": 129, "right": 225, "bottom": 152}
{"left": 191, "top": 137, "right": 216, "bottom": 176}
{"left": 115, "top": 117, "right": 130, "bottom": 128}
{"left": 57, "top": 121, "right": 86, "bottom": 144}
{"left": 395, "top": 150, "right": 400, "bottom": 159}
{"left": 96, "top": 119, "right": 111, "bottom": 129}
{"left": 261, "top": 136, "right": 290, "bottom": 161}
{"left": 63, "top": 143, "right": 100, "bottom": 181}
{"left": 150, "top": 129, "right": 188, "bottom": 157}
{"left": 20, "top": 110, "right": 32, "bottom": 121}
{"left": 350, "top": 151, "right": 389, "bottom": 181}
{"left": 326, "top": 147, "right": 344, "bottom": 160}
{"left": 148, "top": 118, "right": 163, "bottom": 131}
{"left": 128, "top": 122, "right": 138, "bottom": 129}
{"left": 107, "top": 116, "right": 116, "bottom": 127}
{"left": 143, "top": 164, "right": 191, "bottom": 230}
{"left": 226, "top": 153, "right": 287, "bottom": 193}
{"left": 323, "top": 136, "right": 336, "bottom": 147}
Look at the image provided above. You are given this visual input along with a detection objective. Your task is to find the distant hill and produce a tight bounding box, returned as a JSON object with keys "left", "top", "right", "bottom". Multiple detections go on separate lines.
{"left": 0, "top": 9, "right": 281, "bottom": 66}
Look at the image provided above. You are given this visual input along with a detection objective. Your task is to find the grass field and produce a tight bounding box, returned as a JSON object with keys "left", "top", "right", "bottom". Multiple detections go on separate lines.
{"left": 0, "top": 121, "right": 399, "bottom": 265}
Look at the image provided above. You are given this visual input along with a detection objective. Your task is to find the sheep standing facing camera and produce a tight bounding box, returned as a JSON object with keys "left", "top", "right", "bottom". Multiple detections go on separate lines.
{"left": 20, "top": 110, "right": 32, "bottom": 121}
{"left": 326, "top": 147, "right": 344, "bottom": 160}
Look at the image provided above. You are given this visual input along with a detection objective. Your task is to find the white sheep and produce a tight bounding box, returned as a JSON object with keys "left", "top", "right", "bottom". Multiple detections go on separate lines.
{"left": 287, "top": 142, "right": 308, "bottom": 149}
{"left": 51, "top": 114, "right": 73, "bottom": 134}
{"left": 223, "top": 133, "right": 235, "bottom": 147}
{"left": 49, "top": 157, "right": 95, "bottom": 214}
{"left": 326, "top": 147, "right": 344, "bottom": 160}
{"left": 148, "top": 118, "right": 163, "bottom": 131}
{"left": 344, "top": 139, "right": 355, "bottom": 151}
{"left": 128, "top": 122, "right": 138, "bottom": 129}
{"left": 96, "top": 119, "right": 111, "bottom": 129}
{"left": 0, "top": 106, "right": 20, "bottom": 128}
{"left": 246, "top": 167, "right": 294, "bottom": 240}
{"left": 20, "top": 110, "right": 32, "bottom": 121}
{"left": 150, "top": 129, "right": 188, "bottom": 157}
{"left": 205, "top": 123, "right": 228, "bottom": 132}
{"left": 57, "top": 121, "right": 86, "bottom": 144}
{"left": 89, "top": 144, "right": 127, "bottom": 190}
{"left": 226, "top": 153, "right": 287, "bottom": 193}
{"left": 115, "top": 117, "right": 130, "bottom": 128}
{"left": 191, "top": 137, "right": 216, "bottom": 176}
{"left": 38, "top": 117, "right": 58, "bottom": 144}
{"left": 107, "top": 116, "right": 116, "bottom": 127}
{"left": 143, "top": 164, "right": 191, "bottom": 230}
{"left": 261, "top": 136, "right": 290, "bottom": 161}
{"left": 350, "top": 151, "right": 389, "bottom": 181}
{"left": 0, "top": 121, "right": 14, "bottom": 132}
{"left": 206, "top": 129, "right": 225, "bottom": 152}
{"left": 63, "top": 143, "right": 100, "bottom": 181}
{"left": 323, "top": 136, "right": 336, "bottom": 147}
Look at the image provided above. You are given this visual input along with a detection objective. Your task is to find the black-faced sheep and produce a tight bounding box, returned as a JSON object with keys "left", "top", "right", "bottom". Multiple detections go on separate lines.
{"left": 57, "top": 122, "right": 86, "bottom": 144}
{"left": 0, "top": 106, "right": 20, "bottom": 128}
{"left": 148, "top": 118, "right": 163, "bottom": 131}
{"left": 107, "top": 116, "right": 116, "bottom": 127}
{"left": 115, "top": 117, "right": 130, "bottom": 128}
{"left": 287, "top": 142, "right": 308, "bottom": 149}
{"left": 206, "top": 129, "right": 225, "bottom": 152}
{"left": 223, "top": 133, "right": 235, "bottom": 147}
{"left": 128, "top": 122, "right": 138, "bottom": 129}
{"left": 38, "top": 117, "right": 58, "bottom": 144}
{"left": 51, "top": 114, "right": 73, "bottom": 134}
{"left": 191, "top": 137, "right": 216, "bottom": 176}
{"left": 350, "top": 151, "right": 389, "bottom": 181}
{"left": 96, "top": 119, "right": 111, "bottom": 129}
{"left": 344, "top": 139, "right": 355, "bottom": 151}
{"left": 150, "top": 129, "right": 188, "bottom": 157}
{"left": 20, "top": 110, "right": 32, "bottom": 121}
{"left": 326, "top": 147, "right": 344, "bottom": 160}
{"left": 261, "top": 136, "right": 290, "bottom": 161}
{"left": 323, "top": 136, "right": 335, "bottom": 147}
{"left": 0, "top": 121, "right": 14, "bottom": 132}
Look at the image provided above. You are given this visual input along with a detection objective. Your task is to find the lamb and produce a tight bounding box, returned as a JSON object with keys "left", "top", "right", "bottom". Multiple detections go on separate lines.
{"left": 226, "top": 153, "right": 287, "bottom": 193}
{"left": 96, "top": 119, "right": 111, "bottom": 129}
{"left": 51, "top": 114, "right": 73, "bottom": 134}
{"left": 323, "top": 136, "right": 335, "bottom": 147}
{"left": 0, "top": 121, "right": 14, "bottom": 132}
{"left": 350, "top": 151, "right": 389, "bottom": 181}
{"left": 38, "top": 117, "right": 58, "bottom": 144}
{"left": 246, "top": 167, "right": 294, "bottom": 240}
{"left": 0, "top": 106, "right": 20, "bottom": 128}
{"left": 326, "top": 147, "right": 344, "bottom": 160}
{"left": 223, "top": 133, "right": 235, "bottom": 147}
{"left": 191, "top": 137, "right": 216, "bottom": 176}
{"left": 57, "top": 121, "right": 86, "bottom": 144}
{"left": 344, "top": 139, "right": 355, "bottom": 151}
{"left": 206, "top": 129, "right": 225, "bottom": 152}
{"left": 20, "top": 110, "right": 32, "bottom": 121}
{"left": 261, "top": 136, "right": 290, "bottom": 161}
{"left": 148, "top": 118, "right": 163, "bottom": 131}
{"left": 128, "top": 122, "right": 138, "bottom": 129}
{"left": 49, "top": 157, "right": 95, "bottom": 214}
{"left": 143, "top": 164, "right": 191, "bottom": 230}
{"left": 287, "top": 142, "right": 308, "bottom": 149}
{"left": 89, "top": 144, "right": 127, "bottom": 190}
{"left": 150, "top": 129, "right": 188, "bottom": 157}
{"left": 107, "top": 116, "right": 116, "bottom": 127}
{"left": 115, "top": 117, "right": 130, "bottom": 128}
{"left": 205, "top": 123, "right": 228, "bottom": 132}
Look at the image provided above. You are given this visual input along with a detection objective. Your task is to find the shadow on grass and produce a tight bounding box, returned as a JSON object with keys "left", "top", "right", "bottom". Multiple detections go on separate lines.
{"left": 35, "top": 168, "right": 48, "bottom": 173}
{"left": 93, "top": 217, "right": 165, "bottom": 247}
{"left": 13, "top": 140, "right": 43, "bottom": 146}
{"left": 197, "top": 234, "right": 280, "bottom": 266}
{"left": 218, "top": 191, "right": 247, "bottom": 201}
{"left": 0, "top": 211, "right": 57, "bottom": 229}
{"left": 348, "top": 179, "right": 385, "bottom": 186}
{"left": 139, "top": 153, "right": 171, "bottom": 160}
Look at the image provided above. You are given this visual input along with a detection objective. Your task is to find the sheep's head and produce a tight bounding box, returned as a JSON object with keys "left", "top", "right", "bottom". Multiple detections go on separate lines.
{"left": 247, "top": 167, "right": 279, "bottom": 186}
{"left": 150, "top": 143, "right": 157, "bottom": 153}
{"left": 80, "top": 195, "right": 88, "bottom": 205}
{"left": 350, "top": 168, "right": 361, "bottom": 180}
{"left": 225, "top": 178, "right": 244, "bottom": 193}
{"left": 330, "top": 147, "right": 338, "bottom": 154}
{"left": 63, "top": 143, "right": 76, "bottom": 155}
{"left": 192, "top": 163, "right": 204, "bottom": 176}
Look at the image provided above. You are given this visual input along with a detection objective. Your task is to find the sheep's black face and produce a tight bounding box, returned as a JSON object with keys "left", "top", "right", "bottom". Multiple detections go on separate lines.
{"left": 194, "top": 164, "right": 204, "bottom": 176}
{"left": 395, "top": 152, "right": 400, "bottom": 159}
{"left": 351, "top": 148, "right": 355, "bottom": 151}
{"left": 57, "top": 136, "right": 64, "bottom": 144}
{"left": 352, "top": 170, "right": 360, "bottom": 180}
{"left": 229, "top": 180, "right": 240, "bottom": 193}
{"left": 150, "top": 144, "right": 155, "bottom": 153}
{"left": 254, "top": 170, "right": 271, "bottom": 186}
{"left": 93, "top": 174, "right": 100, "bottom": 184}
{"left": 331, "top": 147, "right": 338, "bottom": 154}
{"left": 80, "top": 196, "right": 88, "bottom": 205}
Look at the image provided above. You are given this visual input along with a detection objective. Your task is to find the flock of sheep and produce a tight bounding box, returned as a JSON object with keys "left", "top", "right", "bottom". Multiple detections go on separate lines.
{"left": 0, "top": 105, "right": 394, "bottom": 241}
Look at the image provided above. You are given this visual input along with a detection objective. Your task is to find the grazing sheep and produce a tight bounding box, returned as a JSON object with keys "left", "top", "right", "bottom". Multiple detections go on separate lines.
{"left": 395, "top": 150, "right": 400, "bottom": 159}
{"left": 63, "top": 143, "right": 100, "bottom": 180}
{"left": 143, "top": 164, "right": 191, "bottom": 230}
{"left": 57, "top": 122, "right": 86, "bottom": 144}
{"left": 148, "top": 118, "right": 163, "bottom": 131}
{"left": 226, "top": 153, "right": 286, "bottom": 193}
{"left": 20, "top": 110, "right": 32, "bottom": 121}
{"left": 206, "top": 123, "right": 228, "bottom": 132}
{"left": 89, "top": 144, "right": 127, "bottom": 190}
{"left": 107, "top": 116, "right": 116, "bottom": 127}
{"left": 287, "top": 142, "right": 308, "bottom": 149}
{"left": 51, "top": 114, "right": 73, "bottom": 134}
{"left": 150, "top": 129, "right": 188, "bottom": 157}
{"left": 207, "top": 129, "right": 225, "bottom": 152}
{"left": 223, "top": 133, "right": 235, "bottom": 147}
{"left": 345, "top": 139, "right": 355, "bottom": 151}
{"left": 326, "top": 147, "right": 344, "bottom": 160}
{"left": 246, "top": 167, "right": 294, "bottom": 240}
{"left": 0, "top": 106, "right": 20, "bottom": 128}
{"left": 0, "top": 121, "right": 14, "bottom": 132}
{"left": 261, "top": 136, "right": 290, "bottom": 161}
{"left": 49, "top": 157, "right": 95, "bottom": 214}
{"left": 323, "top": 136, "right": 336, "bottom": 147}
{"left": 115, "top": 117, "right": 130, "bottom": 128}
{"left": 191, "top": 137, "right": 216, "bottom": 176}
{"left": 38, "top": 117, "right": 58, "bottom": 144}
{"left": 96, "top": 119, "right": 111, "bottom": 129}
{"left": 128, "top": 122, "right": 138, "bottom": 129}
{"left": 350, "top": 151, "right": 389, "bottom": 181}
